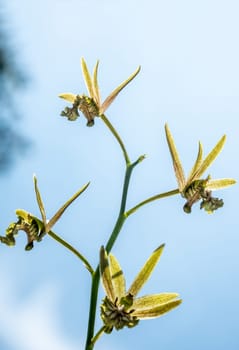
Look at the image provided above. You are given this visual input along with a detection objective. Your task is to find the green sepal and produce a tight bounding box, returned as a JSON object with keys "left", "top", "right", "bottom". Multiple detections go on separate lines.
{"left": 188, "top": 141, "right": 203, "bottom": 183}
{"left": 81, "top": 58, "right": 94, "bottom": 99}
{"left": 33, "top": 175, "right": 47, "bottom": 227}
{"left": 109, "top": 253, "right": 126, "bottom": 301}
{"left": 165, "top": 124, "right": 186, "bottom": 192}
{"left": 132, "top": 293, "right": 180, "bottom": 310}
{"left": 100, "top": 66, "right": 141, "bottom": 114}
{"left": 128, "top": 244, "right": 165, "bottom": 296}
{"left": 46, "top": 182, "right": 90, "bottom": 232}
{"left": 192, "top": 135, "right": 226, "bottom": 180}
{"left": 92, "top": 60, "right": 101, "bottom": 107}
{"left": 100, "top": 247, "right": 116, "bottom": 302}
{"left": 133, "top": 299, "right": 182, "bottom": 319}
{"left": 59, "top": 93, "right": 77, "bottom": 103}
{"left": 206, "top": 178, "right": 236, "bottom": 190}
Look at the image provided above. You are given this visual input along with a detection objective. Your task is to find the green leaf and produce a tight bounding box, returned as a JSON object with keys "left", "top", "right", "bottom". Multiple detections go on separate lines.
{"left": 33, "top": 175, "right": 47, "bottom": 227}
{"left": 187, "top": 141, "right": 203, "bottom": 183}
{"left": 206, "top": 178, "right": 236, "bottom": 190}
{"left": 109, "top": 253, "right": 126, "bottom": 300}
{"left": 92, "top": 60, "right": 101, "bottom": 107}
{"left": 128, "top": 244, "right": 165, "bottom": 297}
{"left": 100, "top": 66, "right": 141, "bottom": 114}
{"left": 192, "top": 135, "right": 226, "bottom": 180}
{"left": 46, "top": 182, "right": 90, "bottom": 232}
{"left": 81, "top": 58, "right": 94, "bottom": 99}
{"left": 165, "top": 124, "right": 186, "bottom": 192}
{"left": 132, "top": 293, "right": 179, "bottom": 310}
{"left": 100, "top": 247, "right": 116, "bottom": 302}
{"left": 133, "top": 299, "right": 182, "bottom": 319}
{"left": 58, "top": 93, "right": 77, "bottom": 103}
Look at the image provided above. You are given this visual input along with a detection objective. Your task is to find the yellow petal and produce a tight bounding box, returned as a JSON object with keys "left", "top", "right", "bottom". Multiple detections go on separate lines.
{"left": 15, "top": 209, "right": 32, "bottom": 222}
{"left": 33, "top": 175, "right": 47, "bottom": 227}
{"left": 128, "top": 244, "right": 165, "bottom": 297}
{"left": 100, "top": 66, "right": 141, "bottom": 114}
{"left": 206, "top": 178, "right": 236, "bottom": 191}
{"left": 81, "top": 58, "right": 94, "bottom": 99}
{"left": 132, "top": 293, "right": 179, "bottom": 310}
{"left": 109, "top": 253, "right": 126, "bottom": 300}
{"left": 133, "top": 299, "right": 182, "bottom": 319}
{"left": 100, "top": 247, "right": 116, "bottom": 302}
{"left": 92, "top": 60, "right": 101, "bottom": 107}
{"left": 192, "top": 135, "right": 226, "bottom": 180}
{"left": 165, "top": 124, "right": 186, "bottom": 192}
{"left": 187, "top": 141, "right": 203, "bottom": 184}
{"left": 59, "top": 93, "right": 77, "bottom": 103}
{"left": 46, "top": 182, "right": 90, "bottom": 232}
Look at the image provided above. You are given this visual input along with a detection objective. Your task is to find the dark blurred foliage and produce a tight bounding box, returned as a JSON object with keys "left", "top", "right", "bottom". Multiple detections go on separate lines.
{"left": 0, "top": 3, "right": 29, "bottom": 173}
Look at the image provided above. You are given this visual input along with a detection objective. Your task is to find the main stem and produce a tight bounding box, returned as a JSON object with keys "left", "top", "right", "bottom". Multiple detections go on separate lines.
{"left": 84, "top": 164, "right": 133, "bottom": 350}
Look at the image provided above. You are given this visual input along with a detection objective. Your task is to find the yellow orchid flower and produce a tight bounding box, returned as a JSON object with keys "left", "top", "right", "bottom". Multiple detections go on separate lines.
{"left": 165, "top": 124, "right": 236, "bottom": 213}
{"left": 99, "top": 245, "right": 181, "bottom": 333}
{"left": 59, "top": 58, "right": 140, "bottom": 126}
{"left": 0, "top": 176, "right": 89, "bottom": 250}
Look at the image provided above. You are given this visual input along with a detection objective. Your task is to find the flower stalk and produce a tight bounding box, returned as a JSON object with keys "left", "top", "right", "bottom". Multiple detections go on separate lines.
{"left": 0, "top": 58, "right": 236, "bottom": 350}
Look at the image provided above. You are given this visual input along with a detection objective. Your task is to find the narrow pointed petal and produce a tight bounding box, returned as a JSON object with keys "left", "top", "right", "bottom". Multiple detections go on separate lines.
{"left": 192, "top": 135, "right": 226, "bottom": 180}
{"left": 59, "top": 93, "right": 77, "bottom": 103}
{"left": 188, "top": 141, "right": 203, "bottom": 183}
{"left": 132, "top": 293, "right": 179, "bottom": 310}
{"left": 46, "top": 182, "right": 90, "bottom": 232}
{"left": 133, "top": 299, "right": 182, "bottom": 319}
{"left": 109, "top": 253, "right": 126, "bottom": 300}
{"left": 100, "top": 66, "right": 141, "bottom": 114}
{"left": 206, "top": 178, "right": 236, "bottom": 191}
{"left": 33, "top": 175, "right": 47, "bottom": 227}
{"left": 92, "top": 60, "right": 101, "bottom": 107}
{"left": 128, "top": 244, "right": 165, "bottom": 297}
{"left": 165, "top": 124, "right": 186, "bottom": 192}
{"left": 81, "top": 58, "right": 95, "bottom": 99}
{"left": 100, "top": 247, "right": 116, "bottom": 302}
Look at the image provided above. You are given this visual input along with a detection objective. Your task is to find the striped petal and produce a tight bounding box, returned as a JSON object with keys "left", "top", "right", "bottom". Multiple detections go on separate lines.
{"left": 187, "top": 141, "right": 203, "bottom": 184}
{"left": 100, "top": 247, "right": 116, "bottom": 302}
{"left": 192, "top": 135, "right": 226, "bottom": 181}
{"left": 46, "top": 182, "right": 90, "bottom": 232}
{"left": 128, "top": 244, "right": 165, "bottom": 297}
{"left": 100, "top": 66, "right": 141, "bottom": 114}
{"left": 59, "top": 93, "right": 77, "bottom": 103}
{"left": 33, "top": 175, "right": 47, "bottom": 227}
{"left": 132, "top": 293, "right": 179, "bottom": 310}
{"left": 206, "top": 178, "right": 236, "bottom": 191}
{"left": 109, "top": 253, "right": 126, "bottom": 300}
{"left": 165, "top": 124, "right": 186, "bottom": 192}
{"left": 133, "top": 299, "right": 182, "bottom": 319}
{"left": 81, "top": 58, "right": 95, "bottom": 100}
{"left": 92, "top": 60, "right": 101, "bottom": 107}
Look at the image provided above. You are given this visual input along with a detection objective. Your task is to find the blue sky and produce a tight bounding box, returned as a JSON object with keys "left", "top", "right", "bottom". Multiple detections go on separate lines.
{"left": 0, "top": 0, "right": 238, "bottom": 349}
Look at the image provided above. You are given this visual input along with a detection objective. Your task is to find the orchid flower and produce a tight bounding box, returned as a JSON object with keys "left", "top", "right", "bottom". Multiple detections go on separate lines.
{"left": 165, "top": 124, "right": 236, "bottom": 213}
{"left": 99, "top": 245, "right": 181, "bottom": 333}
{"left": 0, "top": 176, "right": 89, "bottom": 250}
{"left": 59, "top": 58, "right": 140, "bottom": 126}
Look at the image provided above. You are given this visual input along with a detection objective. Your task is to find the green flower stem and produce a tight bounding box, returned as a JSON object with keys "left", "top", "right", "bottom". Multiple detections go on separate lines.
{"left": 48, "top": 230, "right": 94, "bottom": 275}
{"left": 91, "top": 326, "right": 106, "bottom": 346}
{"left": 85, "top": 162, "right": 135, "bottom": 350}
{"left": 100, "top": 114, "right": 131, "bottom": 165}
{"left": 125, "top": 189, "right": 180, "bottom": 217}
